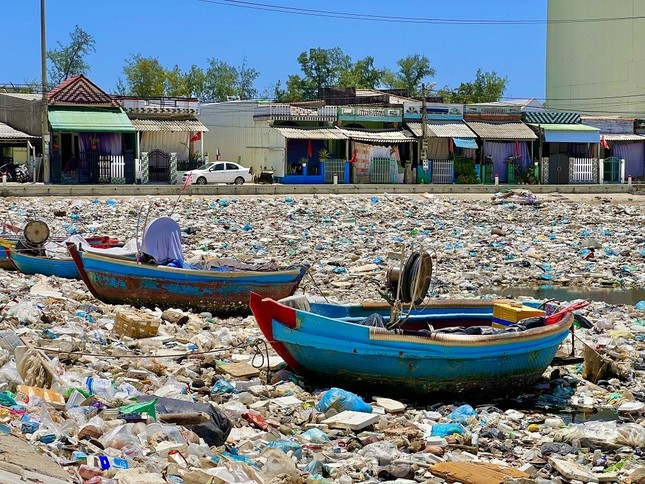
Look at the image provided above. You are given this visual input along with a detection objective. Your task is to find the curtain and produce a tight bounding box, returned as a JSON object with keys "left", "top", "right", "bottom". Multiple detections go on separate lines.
{"left": 78, "top": 133, "right": 122, "bottom": 155}
{"left": 612, "top": 142, "right": 645, "bottom": 178}
{"left": 482, "top": 141, "right": 531, "bottom": 182}
{"left": 427, "top": 138, "right": 449, "bottom": 160}
{"left": 141, "top": 132, "right": 190, "bottom": 160}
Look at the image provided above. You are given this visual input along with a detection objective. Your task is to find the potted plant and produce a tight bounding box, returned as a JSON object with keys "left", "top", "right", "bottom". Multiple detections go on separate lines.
{"left": 300, "top": 157, "right": 308, "bottom": 168}
{"left": 89, "top": 136, "right": 100, "bottom": 151}
{"left": 318, "top": 148, "right": 330, "bottom": 161}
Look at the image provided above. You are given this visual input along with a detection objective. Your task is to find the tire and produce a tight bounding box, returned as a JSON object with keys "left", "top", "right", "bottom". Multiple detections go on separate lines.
{"left": 196, "top": 177, "right": 207, "bottom": 185}
{"left": 234, "top": 177, "right": 245, "bottom": 185}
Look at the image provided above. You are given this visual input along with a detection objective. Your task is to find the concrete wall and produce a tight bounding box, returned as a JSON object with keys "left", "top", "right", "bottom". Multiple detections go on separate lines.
{"left": 198, "top": 101, "right": 286, "bottom": 177}
{"left": 546, "top": 0, "right": 645, "bottom": 116}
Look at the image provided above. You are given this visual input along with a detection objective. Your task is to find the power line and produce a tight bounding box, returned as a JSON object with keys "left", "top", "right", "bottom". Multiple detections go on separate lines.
{"left": 198, "top": 0, "right": 645, "bottom": 25}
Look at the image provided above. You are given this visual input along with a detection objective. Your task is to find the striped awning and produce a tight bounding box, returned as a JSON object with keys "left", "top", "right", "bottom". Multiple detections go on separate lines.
{"left": 465, "top": 121, "right": 537, "bottom": 141}
{"left": 0, "top": 122, "right": 38, "bottom": 141}
{"left": 523, "top": 111, "right": 580, "bottom": 124}
{"left": 339, "top": 128, "right": 415, "bottom": 143}
{"left": 129, "top": 117, "right": 208, "bottom": 132}
{"left": 273, "top": 127, "right": 347, "bottom": 140}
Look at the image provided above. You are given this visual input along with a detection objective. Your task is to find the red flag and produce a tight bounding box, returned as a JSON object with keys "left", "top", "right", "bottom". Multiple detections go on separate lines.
{"left": 182, "top": 172, "right": 192, "bottom": 190}
{"left": 349, "top": 148, "right": 358, "bottom": 163}
{"left": 190, "top": 132, "right": 202, "bottom": 143}
{"left": 307, "top": 139, "right": 313, "bottom": 158}
{"left": 600, "top": 135, "right": 609, "bottom": 150}
{"left": 449, "top": 138, "right": 454, "bottom": 153}
{"left": 515, "top": 140, "right": 521, "bottom": 158}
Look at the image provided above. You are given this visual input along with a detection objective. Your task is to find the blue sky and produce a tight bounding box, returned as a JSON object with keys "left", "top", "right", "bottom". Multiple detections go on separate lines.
{"left": 3, "top": 1, "right": 546, "bottom": 100}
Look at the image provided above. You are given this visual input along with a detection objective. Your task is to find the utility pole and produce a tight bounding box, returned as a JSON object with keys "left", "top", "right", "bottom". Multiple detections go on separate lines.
{"left": 40, "top": 0, "right": 50, "bottom": 183}
{"left": 420, "top": 84, "right": 428, "bottom": 172}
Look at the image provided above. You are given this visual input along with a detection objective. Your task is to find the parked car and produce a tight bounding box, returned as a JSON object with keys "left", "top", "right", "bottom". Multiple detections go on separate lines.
{"left": 182, "top": 162, "right": 252, "bottom": 185}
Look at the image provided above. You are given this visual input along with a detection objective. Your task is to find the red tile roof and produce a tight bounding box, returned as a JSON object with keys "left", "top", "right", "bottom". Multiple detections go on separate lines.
{"left": 48, "top": 75, "right": 119, "bottom": 107}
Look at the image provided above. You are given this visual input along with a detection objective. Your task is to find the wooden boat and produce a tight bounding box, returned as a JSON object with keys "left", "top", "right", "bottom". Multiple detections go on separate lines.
{"left": 68, "top": 244, "right": 308, "bottom": 315}
{"left": 0, "top": 238, "right": 17, "bottom": 270}
{"left": 250, "top": 293, "right": 575, "bottom": 396}
{"left": 5, "top": 236, "right": 128, "bottom": 280}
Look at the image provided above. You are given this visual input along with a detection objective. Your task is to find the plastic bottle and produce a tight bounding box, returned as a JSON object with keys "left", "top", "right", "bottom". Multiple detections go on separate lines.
{"left": 86, "top": 377, "right": 117, "bottom": 402}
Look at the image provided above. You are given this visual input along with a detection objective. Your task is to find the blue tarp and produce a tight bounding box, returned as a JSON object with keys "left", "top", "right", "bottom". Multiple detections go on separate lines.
{"left": 453, "top": 137, "right": 478, "bottom": 149}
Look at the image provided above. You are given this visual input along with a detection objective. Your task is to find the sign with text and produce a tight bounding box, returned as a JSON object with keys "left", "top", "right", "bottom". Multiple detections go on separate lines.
{"left": 404, "top": 102, "right": 463, "bottom": 120}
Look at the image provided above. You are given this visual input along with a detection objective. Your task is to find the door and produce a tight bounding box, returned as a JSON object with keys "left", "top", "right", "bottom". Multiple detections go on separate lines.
{"left": 226, "top": 162, "right": 242, "bottom": 183}
{"left": 148, "top": 149, "right": 170, "bottom": 182}
{"left": 548, "top": 154, "right": 569, "bottom": 184}
{"left": 207, "top": 162, "right": 226, "bottom": 183}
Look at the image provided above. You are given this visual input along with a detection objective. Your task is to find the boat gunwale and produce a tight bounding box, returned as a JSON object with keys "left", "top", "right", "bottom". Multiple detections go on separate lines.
{"left": 76, "top": 247, "right": 307, "bottom": 279}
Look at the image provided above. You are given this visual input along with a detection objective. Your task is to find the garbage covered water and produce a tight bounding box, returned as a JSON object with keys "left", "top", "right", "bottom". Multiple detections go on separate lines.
{"left": 479, "top": 285, "right": 645, "bottom": 306}
{"left": 0, "top": 190, "right": 643, "bottom": 483}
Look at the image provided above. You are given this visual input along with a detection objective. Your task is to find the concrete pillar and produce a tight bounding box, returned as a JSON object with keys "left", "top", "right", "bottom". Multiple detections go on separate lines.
{"left": 141, "top": 152, "right": 149, "bottom": 185}
{"left": 169, "top": 152, "right": 178, "bottom": 185}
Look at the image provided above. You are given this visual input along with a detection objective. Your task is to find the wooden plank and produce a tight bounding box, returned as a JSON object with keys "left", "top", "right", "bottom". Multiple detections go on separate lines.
{"left": 430, "top": 461, "right": 529, "bottom": 484}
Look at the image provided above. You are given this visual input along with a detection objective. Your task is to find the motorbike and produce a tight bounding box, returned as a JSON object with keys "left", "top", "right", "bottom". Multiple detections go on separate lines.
{"left": 0, "top": 163, "right": 30, "bottom": 183}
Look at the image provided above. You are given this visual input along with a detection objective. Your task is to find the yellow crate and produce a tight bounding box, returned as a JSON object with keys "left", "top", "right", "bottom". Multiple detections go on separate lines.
{"left": 114, "top": 310, "right": 160, "bottom": 339}
{"left": 492, "top": 303, "right": 545, "bottom": 328}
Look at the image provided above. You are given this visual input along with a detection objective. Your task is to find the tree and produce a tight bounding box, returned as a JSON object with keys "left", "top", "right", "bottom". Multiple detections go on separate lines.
{"left": 292, "top": 47, "right": 351, "bottom": 99}
{"left": 202, "top": 58, "right": 238, "bottom": 102}
{"left": 47, "top": 25, "right": 95, "bottom": 86}
{"left": 235, "top": 58, "right": 259, "bottom": 100}
{"left": 439, "top": 69, "right": 508, "bottom": 104}
{"left": 165, "top": 65, "right": 190, "bottom": 97}
{"left": 383, "top": 54, "right": 435, "bottom": 97}
{"left": 338, "top": 56, "right": 384, "bottom": 89}
{"left": 118, "top": 54, "right": 166, "bottom": 96}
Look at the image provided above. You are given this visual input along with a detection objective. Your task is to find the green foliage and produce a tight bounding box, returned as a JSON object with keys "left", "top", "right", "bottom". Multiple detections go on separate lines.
{"left": 118, "top": 54, "right": 166, "bottom": 97}
{"left": 338, "top": 56, "right": 384, "bottom": 89}
{"left": 318, "top": 148, "right": 330, "bottom": 160}
{"left": 47, "top": 25, "right": 96, "bottom": 86}
{"left": 439, "top": 68, "right": 508, "bottom": 104}
{"left": 454, "top": 158, "right": 477, "bottom": 184}
{"left": 382, "top": 54, "right": 435, "bottom": 97}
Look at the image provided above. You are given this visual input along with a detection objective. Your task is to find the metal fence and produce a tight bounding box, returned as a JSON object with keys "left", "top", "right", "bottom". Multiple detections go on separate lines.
{"left": 177, "top": 159, "right": 202, "bottom": 172}
{"left": 369, "top": 157, "right": 395, "bottom": 183}
{"left": 431, "top": 159, "right": 454, "bottom": 184}
{"left": 324, "top": 159, "right": 346, "bottom": 183}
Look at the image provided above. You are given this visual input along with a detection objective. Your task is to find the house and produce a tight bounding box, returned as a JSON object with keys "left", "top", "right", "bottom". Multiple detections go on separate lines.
{"left": 0, "top": 93, "right": 43, "bottom": 179}
{"left": 118, "top": 96, "right": 208, "bottom": 184}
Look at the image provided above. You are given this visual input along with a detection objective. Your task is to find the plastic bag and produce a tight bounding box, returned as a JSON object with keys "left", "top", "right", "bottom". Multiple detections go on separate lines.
{"left": 554, "top": 421, "right": 645, "bottom": 450}
{"left": 119, "top": 398, "right": 158, "bottom": 420}
{"left": 447, "top": 404, "right": 477, "bottom": 424}
{"left": 431, "top": 423, "right": 467, "bottom": 437}
{"left": 264, "top": 439, "right": 303, "bottom": 459}
{"left": 299, "top": 428, "right": 330, "bottom": 444}
{"left": 358, "top": 441, "right": 399, "bottom": 466}
{"left": 137, "top": 395, "right": 231, "bottom": 447}
{"left": 315, "top": 388, "right": 372, "bottom": 413}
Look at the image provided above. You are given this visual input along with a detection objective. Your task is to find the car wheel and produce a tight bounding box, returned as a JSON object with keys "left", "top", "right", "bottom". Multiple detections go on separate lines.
{"left": 234, "top": 177, "right": 245, "bottom": 185}
{"left": 196, "top": 177, "right": 207, "bottom": 185}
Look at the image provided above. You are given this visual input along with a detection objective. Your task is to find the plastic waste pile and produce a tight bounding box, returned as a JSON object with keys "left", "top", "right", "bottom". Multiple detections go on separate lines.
{"left": 0, "top": 192, "right": 642, "bottom": 483}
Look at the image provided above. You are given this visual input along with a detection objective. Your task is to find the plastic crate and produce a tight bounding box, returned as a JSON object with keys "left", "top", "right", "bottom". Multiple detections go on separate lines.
{"left": 492, "top": 303, "right": 545, "bottom": 329}
{"left": 114, "top": 310, "right": 160, "bottom": 339}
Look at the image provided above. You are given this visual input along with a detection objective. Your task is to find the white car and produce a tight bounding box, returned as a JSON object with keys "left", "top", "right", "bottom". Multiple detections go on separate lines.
{"left": 183, "top": 162, "right": 252, "bottom": 185}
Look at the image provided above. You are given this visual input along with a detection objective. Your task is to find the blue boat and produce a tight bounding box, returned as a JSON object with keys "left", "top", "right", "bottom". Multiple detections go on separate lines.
{"left": 68, "top": 245, "right": 308, "bottom": 315}
{"left": 4, "top": 236, "right": 129, "bottom": 280}
{"left": 250, "top": 293, "right": 575, "bottom": 396}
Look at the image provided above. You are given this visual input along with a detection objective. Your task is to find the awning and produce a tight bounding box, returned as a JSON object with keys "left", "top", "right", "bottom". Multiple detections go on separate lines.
{"left": 530, "top": 123, "right": 600, "bottom": 143}
{"left": 602, "top": 133, "right": 645, "bottom": 142}
{"left": 0, "top": 122, "right": 39, "bottom": 141}
{"left": 465, "top": 121, "right": 537, "bottom": 141}
{"left": 453, "top": 137, "right": 478, "bottom": 149}
{"left": 339, "top": 128, "right": 415, "bottom": 143}
{"left": 423, "top": 121, "right": 477, "bottom": 139}
{"left": 129, "top": 117, "right": 208, "bottom": 132}
{"left": 273, "top": 127, "right": 347, "bottom": 140}
{"left": 48, "top": 107, "right": 135, "bottom": 133}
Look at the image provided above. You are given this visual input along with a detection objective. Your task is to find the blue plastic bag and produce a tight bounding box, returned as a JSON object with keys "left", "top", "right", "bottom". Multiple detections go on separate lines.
{"left": 315, "top": 388, "right": 372, "bottom": 413}
{"left": 447, "top": 404, "right": 477, "bottom": 424}
{"left": 431, "top": 423, "right": 466, "bottom": 437}
{"left": 635, "top": 300, "right": 645, "bottom": 310}
{"left": 265, "top": 439, "right": 303, "bottom": 459}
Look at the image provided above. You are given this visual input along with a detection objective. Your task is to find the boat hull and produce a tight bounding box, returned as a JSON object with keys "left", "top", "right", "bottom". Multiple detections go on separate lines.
{"left": 70, "top": 246, "right": 307, "bottom": 315}
{"left": 250, "top": 294, "right": 574, "bottom": 396}
{"left": 5, "top": 249, "right": 80, "bottom": 279}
